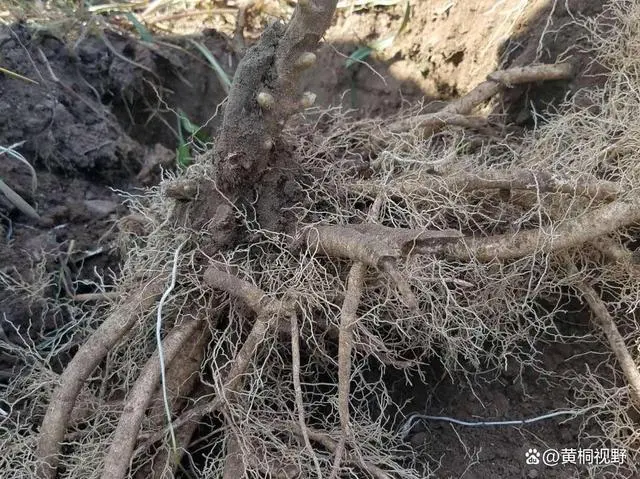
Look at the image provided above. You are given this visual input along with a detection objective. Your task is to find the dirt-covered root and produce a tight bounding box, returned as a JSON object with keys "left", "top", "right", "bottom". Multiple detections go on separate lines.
{"left": 566, "top": 259, "right": 640, "bottom": 406}
{"left": 331, "top": 195, "right": 383, "bottom": 478}
{"left": 386, "top": 62, "right": 574, "bottom": 136}
{"left": 331, "top": 260, "right": 366, "bottom": 478}
{"left": 443, "top": 192, "right": 640, "bottom": 261}
{"left": 351, "top": 168, "right": 622, "bottom": 202}
{"left": 36, "top": 277, "right": 165, "bottom": 479}
{"left": 100, "top": 320, "right": 202, "bottom": 479}
{"left": 300, "top": 223, "right": 461, "bottom": 309}
{"left": 7, "top": 1, "right": 640, "bottom": 478}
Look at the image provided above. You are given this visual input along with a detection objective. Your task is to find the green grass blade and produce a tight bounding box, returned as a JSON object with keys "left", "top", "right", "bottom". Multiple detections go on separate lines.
{"left": 0, "top": 66, "right": 39, "bottom": 85}
{"left": 124, "top": 12, "right": 154, "bottom": 42}
{"left": 176, "top": 113, "right": 192, "bottom": 168}
{"left": 190, "top": 40, "right": 231, "bottom": 93}
{"left": 346, "top": 45, "right": 375, "bottom": 68}
{"left": 345, "top": 0, "right": 410, "bottom": 68}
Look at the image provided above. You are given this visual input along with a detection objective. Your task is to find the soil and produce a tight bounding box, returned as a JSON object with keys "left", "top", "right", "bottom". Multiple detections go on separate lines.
{"left": 396, "top": 317, "right": 629, "bottom": 478}
{"left": 0, "top": 0, "right": 627, "bottom": 477}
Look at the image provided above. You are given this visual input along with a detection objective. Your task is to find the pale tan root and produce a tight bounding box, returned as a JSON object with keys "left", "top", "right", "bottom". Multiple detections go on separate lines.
{"left": 203, "top": 266, "right": 268, "bottom": 314}
{"left": 444, "top": 194, "right": 640, "bottom": 261}
{"left": 71, "top": 292, "right": 120, "bottom": 302}
{"left": 487, "top": 63, "right": 575, "bottom": 85}
{"left": 146, "top": 421, "right": 200, "bottom": 479}
{"left": 387, "top": 113, "right": 492, "bottom": 136}
{"left": 292, "top": 425, "right": 392, "bottom": 479}
{"left": 222, "top": 430, "right": 301, "bottom": 479}
{"left": 330, "top": 196, "right": 383, "bottom": 478}
{"left": 387, "top": 62, "right": 574, "bottom": 134}
{"left": 222, "top": 435, "right": 245, "bottom": 479}
{"left": 142, "top": 266, "right": 290, "bottom": 470}
{"left": 144, "top": 326, "right": 210, "bottom": 479}
{"left": 291, "top": 312, "right": 323, "bottom": 478}
{"left": 565, "top": 260, "right": 640, "bottom": 406}
{"left": 36, "top": 277, "right": 165, "bottom": 479}
{"left": 330, "top": 262, "right": 365, "bottom": 479}
{"left": 204, "top": 266, "right": 290, "bottom": 473}
{"left": 101, "top": 320, "right": 202, "bottom": 479}
{"left": 202, "top": 266, "right": 289, "bottom": 393}
{"left": 590, "top": 237, "right": 639, "bottom": 265}
{"left": 352, "top": 168, "right": 621, "bottom": 202}
{"left": 302, "top": 224, "right": 460, "bottom": 308}
{"left": 308, "top": 195, "right": 640, "bottom": 264}
{"left": 133, "top": 327, "right": 211, "bottom": 478}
